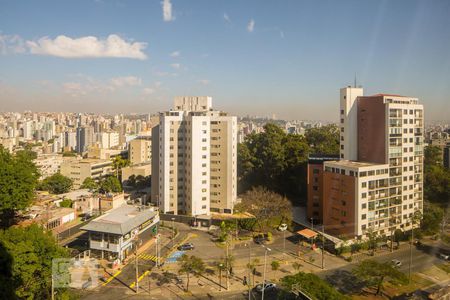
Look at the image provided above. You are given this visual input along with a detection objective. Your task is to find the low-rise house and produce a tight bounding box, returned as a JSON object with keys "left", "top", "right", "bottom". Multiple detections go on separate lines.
{"left": 81, "top": 205, "right": 159, "bottom": 262}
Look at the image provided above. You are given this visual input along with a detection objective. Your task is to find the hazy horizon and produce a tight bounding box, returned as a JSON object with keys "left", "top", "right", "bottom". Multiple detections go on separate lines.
{"left": 1, "top": 0, "right": 450, "bottom": 122}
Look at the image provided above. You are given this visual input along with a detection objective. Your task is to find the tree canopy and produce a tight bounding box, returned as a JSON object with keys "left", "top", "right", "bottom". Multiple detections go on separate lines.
{"left": 423, "top": 146, "right": 450, "bottom": 206}
{"left": 278, "top": 271, "right": 348, "bottom": 300}
{"left": 99, "top": 175, "right": 123, "bottom": 194}
{"left": 352, "top": 259, "right": 407, "bottom": 296}
{"left": 81, "top": 177, "right": 99, "bottom": 192}
{"left": 235, "top": 186, "right": 292, "bottom": 231}
{"left": 0, "top": 146, "right": 39, "bottom": 227}
{"left": 37, "top": 173, "right": 73, "bottom": 194}
{"left": 304, "top": 124, "right": 340, "bottom": 155}
{"left": 237, "top": 123, "right": 339, "bottom": 203}
{"left": 0, "top": 224, "right": 69, "bottom": 299}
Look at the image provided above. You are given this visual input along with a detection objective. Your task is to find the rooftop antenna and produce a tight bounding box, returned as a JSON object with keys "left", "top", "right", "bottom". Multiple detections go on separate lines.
{"left": 354, "top": 73, "right": 357, "bottom": 88}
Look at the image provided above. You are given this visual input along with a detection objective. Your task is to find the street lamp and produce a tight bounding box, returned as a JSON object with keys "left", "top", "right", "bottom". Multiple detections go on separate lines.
{"left": 261, "top": 245, "right": 272, "bottom": 300}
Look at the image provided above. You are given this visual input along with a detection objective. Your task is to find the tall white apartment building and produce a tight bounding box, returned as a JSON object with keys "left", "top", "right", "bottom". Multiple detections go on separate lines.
{"left": 152, "top": 97, "right": 237, "bottom": 216}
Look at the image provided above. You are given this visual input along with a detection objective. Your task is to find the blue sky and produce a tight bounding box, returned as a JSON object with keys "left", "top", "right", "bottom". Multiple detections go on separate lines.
{"left": 0, "top": 0, "right": 449, "bottom": 121}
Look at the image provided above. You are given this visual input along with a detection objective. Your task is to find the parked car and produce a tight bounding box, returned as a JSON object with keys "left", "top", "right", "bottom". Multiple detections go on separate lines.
{"left": 178, "top": 243, "right": 194, "bottom": 251}
{"left": 438, "top": 253, "right": 449, "bottom": 260}
{"left": 253, "top": 235, "right": 266, "bottom": 245}
{"left": 255, "top": 282, "right": 277, "bottom": 293}
{"left": 391, "top": 259, "right": 402, "bottom": 268}
{"left": 278, "top": 223, "right": 288, "bottom": 231}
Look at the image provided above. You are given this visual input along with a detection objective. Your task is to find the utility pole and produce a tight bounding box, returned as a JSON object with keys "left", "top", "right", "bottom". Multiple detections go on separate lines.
{"left": 409, "top": 222, "right": 414, "bottom": 283}
{"left": 247, "top": 242, "right": 252, "bottom": 300}
{"left": 171, "top": 217, "right": 175, "bottom": 249}
{"left": 283, "top": 229, "right": 286, "bottom": 254}
{"left": 321, "top": 225, "right": 325, "bottom": 269}
{"left": 261, "top": 246, "right": 271, "bottom": 300}
{"left": 155, "top": 234, "right": 159, "bottom": 268}
{"left": 226, "top": 241, "right": 229, "bottom": 291}
{"left": 51, "top": 274, "right": 54, "bottom": 300}
{"left": 135, "top": 234, "right": 139, "bottom": 294}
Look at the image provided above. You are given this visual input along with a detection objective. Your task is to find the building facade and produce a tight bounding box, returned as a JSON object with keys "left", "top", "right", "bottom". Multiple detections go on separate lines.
{"left": 151, "top": 96, "right": 237, "bottom": 216}
{"left": 60, "top": 158, "right": 114, "bottom": 189}
{"left": 307, "top": 87, "right": 424, "bottom": 240}
{"left": 129, "top": 137, "right": 151, "bottom": 165}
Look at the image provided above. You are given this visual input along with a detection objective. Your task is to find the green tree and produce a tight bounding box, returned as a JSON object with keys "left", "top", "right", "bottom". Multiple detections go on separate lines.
{"left": 420, "top": 202, "right": 444, "bottom": 235}
{"left": 235, "top": 186, "right": 292, "bottom": 231}
{"left": 112, "top": 156, "right": 130, "bottom": 179}
{"left": 177, "top": 254, "right": 205, "bottom": 292}
{"left": 352, "top": 259, "right": 407, "bottom": 296}
{"left": 237, "top": 123, "right": 310, "bottom": 201}
{"left": 424, "top": 146, "right": 450, "bottom": 205}
{"left": 81, "top": 177, "right": 99, "bottom": 192}
{"left": 59, "top": 198, "right": 73, "bottom": 208}
{"left": 278, "top": 271, "right": 348, "bottom": 300}
{"left": 305, "top": 124, "right": 340, "bottom": 155}
{"left": 271, "top": 260, "right": 280, "bottom": 271}
{"left": 246, "top": 258, "right": 260, "bottom": 286}
{"left": 0, "top": 224, "right": 69, "bottom": 299}
{"left": 99, "top": 175, "right": 123, "bottom": 194}
{"left": 292, "top": 262, "right": 302, "bottom": 272}
{"left": 38, "top": 173, "right": 73, "bottom": 194}
{"left": 0, "top": 146, "right": 39, "bottom": 227}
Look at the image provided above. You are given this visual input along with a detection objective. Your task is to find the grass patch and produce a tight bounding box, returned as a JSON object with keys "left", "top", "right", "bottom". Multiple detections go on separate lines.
{"left": 436, "top": 263, "right": 450, "bottom": 274}
{"left": 383, "top": 274, "right": 433, "bottom": 297}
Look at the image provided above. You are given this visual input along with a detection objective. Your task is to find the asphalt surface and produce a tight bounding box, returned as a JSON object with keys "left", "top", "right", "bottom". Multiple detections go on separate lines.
{"left": 76, "top": 225, "right": 449, "bottom": 300}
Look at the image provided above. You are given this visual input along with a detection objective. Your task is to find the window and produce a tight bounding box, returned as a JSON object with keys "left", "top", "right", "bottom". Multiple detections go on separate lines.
{"left": 362, "top": 182, "right": 367, "bottom": 188}
{"left": 362, "top": 214, "right": 366, "bottom": 220}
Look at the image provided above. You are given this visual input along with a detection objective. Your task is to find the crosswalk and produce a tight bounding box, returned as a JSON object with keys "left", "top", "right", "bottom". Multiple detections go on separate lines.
{"left": 138, "top": 253, "right": 158, "bottom": 262}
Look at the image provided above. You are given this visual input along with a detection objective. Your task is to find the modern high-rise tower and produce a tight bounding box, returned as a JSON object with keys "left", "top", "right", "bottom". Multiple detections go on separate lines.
{"left": 151, "top": 96, "right": 237, "bottom": 216}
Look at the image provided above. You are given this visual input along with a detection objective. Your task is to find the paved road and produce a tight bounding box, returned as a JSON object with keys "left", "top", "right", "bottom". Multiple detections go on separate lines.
{"left": 77, "top": 226, "right": 448, "bottom": 299}
{"left": 318, "top": 241, "right": 447, "bottom": 294}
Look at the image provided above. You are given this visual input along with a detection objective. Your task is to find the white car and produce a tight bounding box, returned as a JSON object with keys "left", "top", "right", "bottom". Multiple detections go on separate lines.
{"left": 278, "top": 223, "right": 288, "bottom": 231}
{"left": 439, "top": 253, "right": 449, "bottom": 260}
{"left": 255, "top": 282, "right": 277, "bottom": 292}
{"left": 391, "top": 259, "right": 402, "bottom": 268}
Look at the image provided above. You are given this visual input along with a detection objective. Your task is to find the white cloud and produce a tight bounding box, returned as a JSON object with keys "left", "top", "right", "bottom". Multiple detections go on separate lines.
{"left": 155, "top": 81, "right": 162, "bottom": 88}
{"left": 110, "top": 76, "right": 142, "bottom": 87}
{"left": 170, "top": 63, "right": 181, "bottom": 69}
{"left": 0, "top": 34, "right": 26, "bottom": 55}
{"left": 63, "top": 82, "right": 86, "bottom": 97}
{"left": 247, "top": 19, "right": 255, "bottom": 33}
{"left": 27, "top": 34, "right": 147, "bottom": 60}
{"left": 197, "top": 79, "right": 210, "bottom": 85}
{"left": 161, "top": 0, "right": 174, "bottom": 22}
{"left": 170, "top": 50, "right": 180, "bottom": 57}
{"left": 223, "top": 13, "right": 231, "bottom": 23}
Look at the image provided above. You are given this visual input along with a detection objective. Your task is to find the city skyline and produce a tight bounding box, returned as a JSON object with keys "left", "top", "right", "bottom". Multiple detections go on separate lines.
{"left": 1, "top": 0, "right": 450, "bottom": 121}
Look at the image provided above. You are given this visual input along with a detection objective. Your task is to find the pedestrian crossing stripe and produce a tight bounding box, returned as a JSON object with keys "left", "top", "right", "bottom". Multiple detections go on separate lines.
{"left": 138, "top": 254, "right": 157, "bottom": 261}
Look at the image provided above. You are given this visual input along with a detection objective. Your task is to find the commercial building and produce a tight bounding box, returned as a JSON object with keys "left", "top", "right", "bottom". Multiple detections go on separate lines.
{"left": 81, "top": 205, "right": 159, "bottom": 261}
{"left": 307, "top": 87, "right": 424, "bottom": 240}
{"left": 60, "top": 158, "right": 114, "bottom": 189}
{"left": 151, "top": 96, "right": 237, "bottom": 216}
{"left": 34, "top": 154, "right": 64, "bottom": 179}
